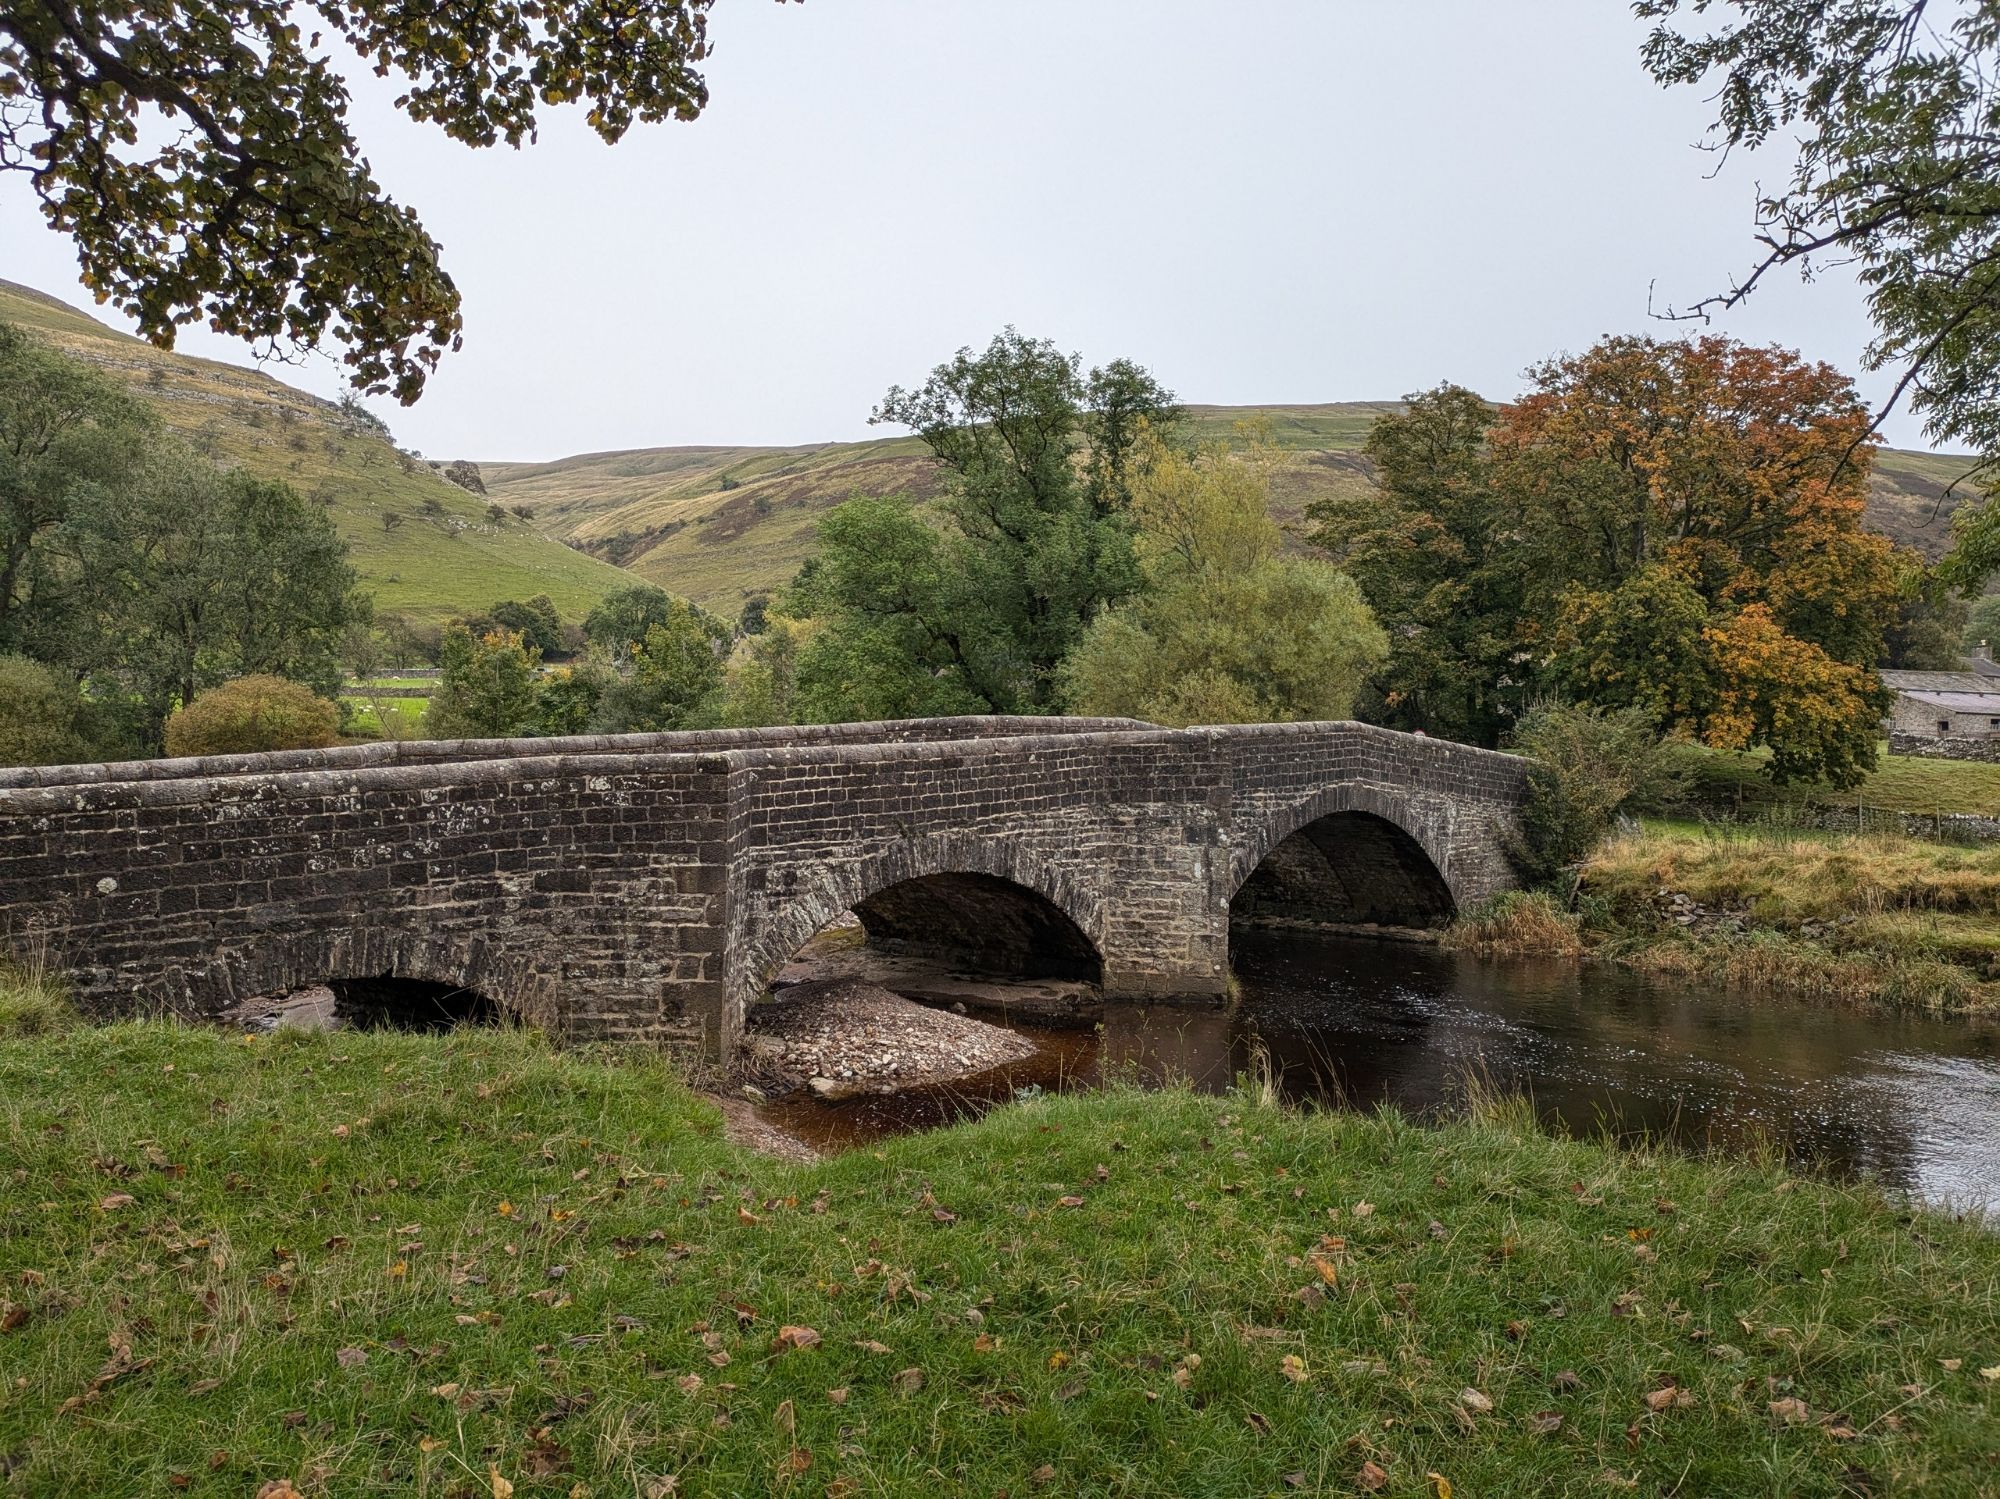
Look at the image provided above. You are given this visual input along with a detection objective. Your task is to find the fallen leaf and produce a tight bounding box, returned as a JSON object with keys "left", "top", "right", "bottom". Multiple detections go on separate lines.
{"left": 1056, "top": 1196, "right": 1085, "bottom": 1209}
{"left": 776, "top": 1447, "right": 811, "bottom": 1476}
{"left": 335, "top": 1347, "right": 367, "bottom": 1370}
{"left": 675, "top": 1374, "right": 702, "bottom": 1396}
{"left": 1643, "top": 1386, "right": 1677, "bottom": 1413}
{"left": 773, "top": 1399, "right": 795, "bottom": 1435}
{"left": 98, "top": 1193, "right": 135, "bottom": 1211}
{"left": 853, "top": 1340, "right": 892, "bottom": 1355}
{"left": 1030, "top": 1466, "right": 1057, "bottom": 1486}
{"left": 1280, "top": 1354, "right": 1309, "bottom": 1384}
{"left": 1426, "top": 1473, "right": 1452, "bottom": 1499}
{"left": 772, "top": 1325, "right": 821, "bottom": 1353}
{"left": 1352, "top": 1201, "right": 1375, "bottom": 1218}
{"left": 1357, "top": 1460, "right": 1389, "bottom": 1492}
{"left": 1941, "top": 1358, "right": 1963, "bottom": 1372}
{"left": 931, "top": 1208, "right": 957, "bottom": 1224}
{"left": 737, "top": 1208, "right": 761, "bottom": 1227}
{"left": 0, "top": 1302, "right": 26, "bottom": 1334}
{"left": 1245, "top": 1410, "right": 1272, "bottom": 1437}
{"left": 1529, "top": 1410, "right": 1563, "bottom": 1435}
{"left": 1768, "top": 1397, "right": 1810, "bottom": 1424}
{"left": 254, "top": 1485, "right": 302, "bottom": 1499}
{"left": 973, "top": 1333, "right": 997, "bottom": 1353}
{"left": 1982, "top": 1366, "right": 2000, "bottom": 1381}
{"left": 490, "top": 1465, "right": 514, "bottom": 1499}
{"left": 827, "top": 1387, "right": 849, "bottom": 1405}
{"left": 1458, "top": 1387, "right": 1493, "bottom": 1413}
{"left": 893, "top": 1367, "right": 925, "bottom": 1394}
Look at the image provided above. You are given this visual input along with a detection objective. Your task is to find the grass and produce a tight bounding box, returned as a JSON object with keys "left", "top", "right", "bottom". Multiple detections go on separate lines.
{"left": 1456, "top": 822, "right": 2000, "bottom": 1013}
{"left": 1673, "top": 742, "right": 2000, "bottom": 820}
{"left": 0, "top": 959, "right": 69, "bottom": 1039}
{"left": 3, "top": 1020, "right": 1999, "bottom": 1496}
{"left": 0, "top": 279, "right": 632, "bottom": 626}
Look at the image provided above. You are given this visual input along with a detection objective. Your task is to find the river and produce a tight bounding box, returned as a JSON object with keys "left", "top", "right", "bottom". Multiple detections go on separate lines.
{"left": 761, "top": 931, "right": 2000, "bottom": 1213}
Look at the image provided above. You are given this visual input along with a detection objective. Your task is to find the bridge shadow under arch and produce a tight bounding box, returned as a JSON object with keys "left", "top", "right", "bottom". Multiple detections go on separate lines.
{"left": 1230, "top": 796, "right": 1458, "bottom": 938}
{"left": 744, "top": 837, "right": 1107, "bottom": 1001}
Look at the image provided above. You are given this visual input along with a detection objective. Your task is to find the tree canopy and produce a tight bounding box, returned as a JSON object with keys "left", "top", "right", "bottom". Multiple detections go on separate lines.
{"left": 1, "top": 0, "right": 779, "bottom": 402}
{"left": 1636, "top": 0, "right": 2000, "bottom": 588}
{"left": 792, "top": 330, "right": 1179, "bottom": 721}
{"left": 1319, "top": 336, "right": 1910, "bottom": 786}
{"left": 1065, "top": 434, "right": 1386, "bottom": 726}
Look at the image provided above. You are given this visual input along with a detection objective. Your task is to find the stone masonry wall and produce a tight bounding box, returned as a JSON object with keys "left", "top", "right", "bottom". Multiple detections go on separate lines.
{"left": 0, "top": 718, "right": 1527, "bottom": 1056}
{"left": 1889, "top": 730, "right": 2000, "bottom": 765}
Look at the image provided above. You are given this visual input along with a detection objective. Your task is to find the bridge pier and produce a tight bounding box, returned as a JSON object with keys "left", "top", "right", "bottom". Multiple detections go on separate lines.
{"left": 0, "top": 717, "right": 1527, "bottom": 1059}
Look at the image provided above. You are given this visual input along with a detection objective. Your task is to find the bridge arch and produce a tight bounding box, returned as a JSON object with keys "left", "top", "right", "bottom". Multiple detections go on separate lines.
{"left": 173, "top": 927, "right": 559, "bottom": 1031}
{"left": 1229, "top": 784, "right": 1462, "bottom": 934}
{"left": 735, "top": 834, "right": 1106, "bottom": 1031}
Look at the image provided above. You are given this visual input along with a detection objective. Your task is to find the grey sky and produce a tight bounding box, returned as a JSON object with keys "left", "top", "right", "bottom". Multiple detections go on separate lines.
{"left": 0, "top": 0, "right": 1922, "bottom": 461}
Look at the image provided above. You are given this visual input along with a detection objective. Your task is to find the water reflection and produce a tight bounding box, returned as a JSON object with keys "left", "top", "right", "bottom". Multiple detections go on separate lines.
{"left": 763, "top": 931, "right": 2000, "bottom": 1212}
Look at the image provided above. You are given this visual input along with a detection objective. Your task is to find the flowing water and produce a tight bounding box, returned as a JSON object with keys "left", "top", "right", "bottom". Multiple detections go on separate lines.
{"left": 761, "top": 931, "right": 2000, "bottom": 1213}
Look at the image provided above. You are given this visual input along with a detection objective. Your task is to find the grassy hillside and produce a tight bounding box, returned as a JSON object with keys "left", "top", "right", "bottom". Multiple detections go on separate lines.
{"left": 0, "top": 280, "right": 631, "bottom": 627}
{"left": 487, "top": 401, "right": 1976, "bottom": 615}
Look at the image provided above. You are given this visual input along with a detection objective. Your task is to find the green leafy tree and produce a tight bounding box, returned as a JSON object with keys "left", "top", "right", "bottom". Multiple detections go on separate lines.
{"left": 591, "top": 601, "right": 730, "bottom": 733}
{"left": 1885, "top": 591, "right": 1971, "bottom": 671}
{"left": 1308, "top": 385, "right": 1525, "bottom": 744}
{"left": 163, "top": 675, "right": 339, "bottom": 757}
{"left": 798, "top": 330, "right": 1179, "bottom": 720}
{"left": 423, "top": 627, "right": 540, "bottom": 739}
{"left": 57, "top": 450, "right": 364, "bottom": 745}
{"left": 1, "top": 2, "right": 784, "bottom": 402}
{"left": 1065, "top": 437, "right": 1387, "bottom": 726}
{"left": 583, "top": 584, "right": 681, "bottom": 659}
{"left": 714, "top": 613, "right": 817, "bottom": 728}
{"left": 0, "top": 320, "right": 150, "bottom": 652}
{"left": 531, "top": 662, "right": 611, "bottom": 736}
{"left": 1636, "top": 2, "right": 2000, "bottom": 590}
{"left": 0, "top": 654, "right": 93, "bottom": 767}
{"left": 491, "top": 595, "right": 562, "bottom": 656}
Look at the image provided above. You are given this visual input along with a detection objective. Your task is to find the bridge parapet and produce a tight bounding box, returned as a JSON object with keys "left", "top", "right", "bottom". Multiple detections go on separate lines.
{"left": 0, "top": 718, "right": 1526, "bottom": 1054}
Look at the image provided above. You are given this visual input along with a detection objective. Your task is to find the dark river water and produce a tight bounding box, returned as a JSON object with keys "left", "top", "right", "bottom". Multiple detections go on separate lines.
{"left": 763, "top": 932, "right": 2000, "bottom": 1213}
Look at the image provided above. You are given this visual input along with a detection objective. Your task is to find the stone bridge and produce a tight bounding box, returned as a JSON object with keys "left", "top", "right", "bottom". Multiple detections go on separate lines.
{"left": 0, "top": 717, "right": 1528, "bottom": 1055}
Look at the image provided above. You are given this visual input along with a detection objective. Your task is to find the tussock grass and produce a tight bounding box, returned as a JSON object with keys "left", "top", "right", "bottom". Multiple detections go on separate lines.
{"left": 4, "top": 1024, "right": 1999, "bottom": 1495}
{"left": 1445, "top": 890, "right": 1585, "bottom": 959}
{"left": 0, "top": 955, "right": 70, "bottom": 1038}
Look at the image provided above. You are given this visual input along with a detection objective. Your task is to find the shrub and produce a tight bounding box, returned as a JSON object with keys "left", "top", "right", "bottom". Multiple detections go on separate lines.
{"left": 1502, "top": 700, "right": 1689, "bottom": 891}
{"left": 164, "top": 675, "right": 339, "bottom": 757}
{"left": 0, "top": 655, "right": 93, "bottom": 767}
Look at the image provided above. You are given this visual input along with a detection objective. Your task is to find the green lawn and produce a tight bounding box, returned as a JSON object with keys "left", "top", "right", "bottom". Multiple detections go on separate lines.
{"left": 3, "top": 1022, "right": 1998, "bottom": 1495}
{"left": 1675, "top": 742, "right": 2000, "bottom": 819}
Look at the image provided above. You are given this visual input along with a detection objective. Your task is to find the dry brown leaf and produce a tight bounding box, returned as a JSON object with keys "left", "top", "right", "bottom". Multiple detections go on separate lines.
{"left": 489, "top": 1469, "right": 514, "bottom": 1499}
{"left": 827, "top": 1386, "right": 849, "bottom": 1405}
{"left": 893, "top": 1366, "right": 925, "bottom": 1394}
{"left": 1643, "top": 1386, "right": 1677, "bottom": 1413}
{"left": 1357, "top": 1459, "right": 1389, "bottom": 1492}
{"left": 854, "top": 1340, "right": 892, "bottom": 1355}
{"left": 1529, "top": 1410, "right": 1563, "bottom": 1435}
{"left": 1458, "top": 1386, "right": 1493, "bottom": 1413}
{"left": 773, "top": 1325, "right": 821, "bottom": 1352}
{"left": 98, "top": 1193, "right": 135, "bottom": 1211}
{"left": 1280, "top": 1354, "right": 1309, "bottom": 1384}
{"left": 1768, "top": 1397, "right": 1810, "bottom": 1424}
{"left": 1056, "top": 1195, "right": 1085, "bottom": 1209}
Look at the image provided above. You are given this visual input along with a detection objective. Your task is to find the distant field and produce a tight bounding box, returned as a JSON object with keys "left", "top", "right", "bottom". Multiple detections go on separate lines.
{"left": 0, "top": 280, "right": 632, "bottom": 626}
{"left": 486, "top": 401, "right": 1975, "bottom": 615}
{"left": 1677, "top": 742, "right": 2000, "bottom": 819}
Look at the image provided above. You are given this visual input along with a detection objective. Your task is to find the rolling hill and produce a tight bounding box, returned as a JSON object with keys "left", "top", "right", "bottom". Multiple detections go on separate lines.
{"left": 0, "top": 279, "right": 632, "bottom": 626}
{"left": 485, "top": 400, "right": 1979, "bottom": 615}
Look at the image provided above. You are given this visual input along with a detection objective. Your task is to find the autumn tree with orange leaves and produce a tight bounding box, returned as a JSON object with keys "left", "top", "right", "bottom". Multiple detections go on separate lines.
{"left": 1495, "top": 335, "right": 1905, "bottom": 786}
{"left": 1317, "top": 335, "right": 1911, "bottom": 785}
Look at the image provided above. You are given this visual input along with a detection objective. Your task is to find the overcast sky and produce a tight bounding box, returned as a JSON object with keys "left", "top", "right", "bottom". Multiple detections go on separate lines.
{"left": 0, "top": 0, "right": 1928, "bottom": 461}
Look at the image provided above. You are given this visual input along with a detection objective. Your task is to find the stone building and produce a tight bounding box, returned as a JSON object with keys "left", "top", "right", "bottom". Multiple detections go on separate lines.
{"left": 1882, "top": 669, "right": 2000, "bottom": 739}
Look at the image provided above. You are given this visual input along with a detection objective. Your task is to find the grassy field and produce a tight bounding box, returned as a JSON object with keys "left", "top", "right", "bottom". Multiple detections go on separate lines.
{"left": 1460, "top": 820, "right": 2000, "bottom": 1013}
{"left": 1675, "top": 744, "right": 2000, "bottom": 820}
{"left": 483, "top": 403, "right": 1979, "bottom": 616}
{"left": 0, "top": 280, "right": 631, "bottom": 626}
{"left": 2, "top": 1015, "right": 1998, "bottom": 1496}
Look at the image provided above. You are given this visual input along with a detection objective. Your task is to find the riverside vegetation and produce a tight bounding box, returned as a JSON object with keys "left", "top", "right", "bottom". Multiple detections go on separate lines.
{"left": 2, "top": 992, "right": 1999, "bottom": 1497}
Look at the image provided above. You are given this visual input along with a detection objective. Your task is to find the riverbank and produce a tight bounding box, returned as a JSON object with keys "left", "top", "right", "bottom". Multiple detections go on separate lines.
{"left": 1454, "top": 821, "right": 2000, "bottom": 1013}
{"left": 4, "top": 1019, "right": 1999, "bottom": 1495}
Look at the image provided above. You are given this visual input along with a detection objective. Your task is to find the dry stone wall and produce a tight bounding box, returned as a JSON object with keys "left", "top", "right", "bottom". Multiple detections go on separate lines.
{"left": 0, "top": 717, "right": 1527, "bottom": 1055}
